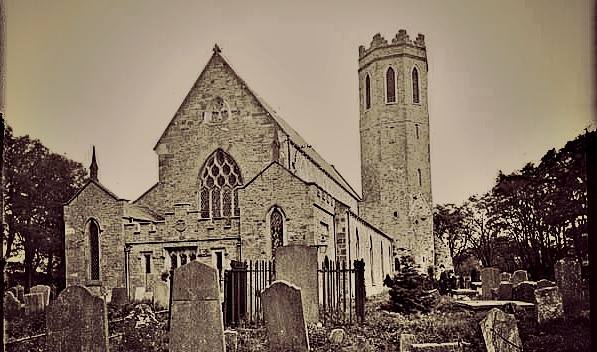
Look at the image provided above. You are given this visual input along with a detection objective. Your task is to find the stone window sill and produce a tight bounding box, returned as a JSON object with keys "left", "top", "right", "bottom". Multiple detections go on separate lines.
{"left": 86, "top": 280, "right": 102, "bottom": 287}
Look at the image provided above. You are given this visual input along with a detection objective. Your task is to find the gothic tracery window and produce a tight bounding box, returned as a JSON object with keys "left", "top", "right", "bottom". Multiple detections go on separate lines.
{"left": 89, "top": 220, "right": 100, "bottom": 281}
{"left": 412, "top": 67, "right": 420, "bottom": 104}
{"left": 386, "top": 67, "right": 396, "bottom": 103}
{"left": 199, "top": 149, "right": 243, "bottom": 218}
{"left": 271, "top": 208, "right": 284, "bottom": 259}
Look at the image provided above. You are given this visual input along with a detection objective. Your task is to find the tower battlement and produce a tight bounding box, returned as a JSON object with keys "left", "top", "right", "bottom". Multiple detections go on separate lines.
{"left": 359, "top": 30, "right": 426, "bottom": 59}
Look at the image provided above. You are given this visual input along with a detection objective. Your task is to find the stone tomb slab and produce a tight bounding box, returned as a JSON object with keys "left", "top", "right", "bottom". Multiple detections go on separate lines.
{"left": 261, "top": 280, "right": 309, "bottom": 352}
{"left": 111, "top": 287, "right": 128, "bottom": 305}
{"left": 480, "top": 308, "right": 523, "bottom": 352}
{"left": 46, "top": 285, "right": 109, "bottom": 352}
{"left": 169, "top": 261, "right": 225, "bottom": 352}
{"left": 455, "top": 300, "right": 534, "bottom": 311}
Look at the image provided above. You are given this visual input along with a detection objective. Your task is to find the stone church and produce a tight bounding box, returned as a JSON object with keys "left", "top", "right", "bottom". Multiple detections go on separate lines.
{"left": 64, "top": 30, "right": 449, "bottom": 298}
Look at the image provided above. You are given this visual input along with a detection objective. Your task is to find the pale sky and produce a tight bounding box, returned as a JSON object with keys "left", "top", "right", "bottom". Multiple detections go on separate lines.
{"left": 5, "top": 0, "right": 594, "bottom": 205}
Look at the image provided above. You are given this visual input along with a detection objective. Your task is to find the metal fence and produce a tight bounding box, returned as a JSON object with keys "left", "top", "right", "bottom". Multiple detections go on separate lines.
{"left": 318, "top": 258, "right": 365, "bottom": 325}
{"left": 223, "top": 259, "right": 274, "bottom": 327}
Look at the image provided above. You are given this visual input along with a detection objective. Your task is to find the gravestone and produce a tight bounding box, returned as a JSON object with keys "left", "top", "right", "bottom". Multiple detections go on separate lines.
{"left": 554, "top": 257, "right": 582, "bottom": 316}
{"left": 463, "top": 276, "right": 471, "bottom": 289}
{"left": 275, "top": 245, "right": 319, "bottom": 323}
{"left": 142, "top": 291, "right": 154, "bottom": 303}
{"left": 500, "top": 272, "right": 512, "bottom": 282}
{"left": 534, "top": 286, "right": 564, "bottom": 324}
{"left": 170, "top": 261, "right": 225, "bottom": 352}
{"left": 400, "top": 334, "right": 417, "bottom": 352}
{"left": 481, "top": 267, "right": 500, "bottom": 299}
{"left": 134, "top": 287, "right": 146, "bottom": 302}
{"left": 224, "top": 330, "right": 238, "bottom": 352}
{"left": 513, "top": 281, "right": 536, "bottom": 303}
{"left": 536, "top": 279, "right": 555, "bottom": 290}
{"left": 24, "top": 293, "right": 45, "bottom": 314}
{"left": 111, "top": 287, "right": 128, "bottom": 305}
{"left": 480, "top": 308, "right": 523, "bottom": 352}
{"left": 46, "top": 285, "right": 109, "bottom": 352}
{"left": 497, "top": 282, "right": 513, "bottom": 300}
{"left": 4, "top": 291, "right": 21, "bottom": 319}
{"left": 261, "top": 280, "right": 309, "bottom": 352}
{"left": 153, "top": 281, "right": 169, "bottom": 309}
{"left": 15, "top": 285, "right": 25, "bottom": 302}
{"left": 30, "top": 285, "right": 51, "bottom": 306}
{"left": 511, "top": 270, "right": 528, "bottom": 285}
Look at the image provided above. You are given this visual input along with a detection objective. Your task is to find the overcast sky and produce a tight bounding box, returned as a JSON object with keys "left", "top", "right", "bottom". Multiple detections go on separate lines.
{"left": 5, "top": 0, "right": 594, "bottom": 205}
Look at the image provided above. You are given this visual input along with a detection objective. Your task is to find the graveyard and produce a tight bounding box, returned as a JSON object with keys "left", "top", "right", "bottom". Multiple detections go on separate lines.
{"left": 3, "top": 253, "right": 591, "bottom": 352}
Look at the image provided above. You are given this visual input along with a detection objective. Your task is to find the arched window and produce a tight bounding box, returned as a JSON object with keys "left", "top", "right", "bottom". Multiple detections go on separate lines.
{"left": 386, "top": 67, "right": 396, "bottom": 103}
{"left": 199, "top": 149, "right": 243, "bottom": 218}
{"left": 418, "top": 168, "right": 422, "bottom": 187}
{"left": 415, "top": 124, "right": 420, "bottom": 139}
{"left": 365, "top": 74, "right": 371, "bottom": 109}
{"left": 271, "top": 208, "right": 284, "bottom": 259}
{"left": 89, "top": 220, "right": 100, "bottom": 281}
{"left": 412, "top": 67, "right": 420, "bottom": 103}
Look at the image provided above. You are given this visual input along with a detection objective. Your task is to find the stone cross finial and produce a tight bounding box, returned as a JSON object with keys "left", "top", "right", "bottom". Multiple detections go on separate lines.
{"left": 90, "top": 145, "right": 98, "bottom": 181}
{"left": 213, "top": 44, "right": 222, "bottom": 54}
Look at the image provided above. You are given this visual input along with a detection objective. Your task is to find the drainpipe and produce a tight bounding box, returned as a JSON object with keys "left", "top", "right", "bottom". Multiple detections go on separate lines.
{"left": 124, "top": 245, "right": 131, "bottom": 300}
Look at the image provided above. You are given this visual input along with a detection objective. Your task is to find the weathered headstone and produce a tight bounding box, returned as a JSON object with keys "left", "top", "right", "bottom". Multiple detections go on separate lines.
{"left": 15, "top": 285, "right": 25, "bottom": 302}
{"left": 46, "top": 285, "right": 109, "bottom": 352}
{"left": 554, "top": 257, "right": 583, "bottom": 316}
{"left": 480, "top": 308, "right": 523, "bottom": 352}
{"left": 30, "top": 285, "right": 51, "bottom": 306}
{"left": 329, "top": 328, "right": 346, "bottom": 344}
{"left": 464, "top": 276, "right": 471, "bottom": 289}
{"left": 142, "top": 291, "right": 154, "bottom": 303}
{"left": 4, "top": 292, "right": 21, "bottom": 319}
{"left": 481, "top": 267, "right": 501, "bottom": 299}
{"left": 275, "top": 245, "right": 319, "bottom": 323}
{"left": 400, "top": 334, "right": 417, "bottom": 352}
{"left": 24, "top": 293, "right": 45, "bottom": 314}
{"left": 412, "top": 342, "right": 464, "bottom": 351}
{"left": 111, "top": 287, "right": 128, "bottom": 305}
{"left": 513, "top": 281, "right": 536, "bottom": 303}
{"left": 534, "top": 286, "right": 564, "bottom": 324}
{"left": 224, "top": 330, "right": 238, "bottom": 352}
{"left": 261, "top": 280, "right": 309, "bottom": 352}
{"left": 153, "top": 281, "right": 169, "bottom": 309}
{"left": 170, "top": 261, "right": 225, "bottom": 352}
{"left": 536, "top": 279, "right": 555, "bottom": 290}
{"left": 134, "top": 286, "right": 146, "bottom": 302}
{"left": 497, "top": 282, "right": 513, "bottom": 300}
{"left": 500, "top": 272, "right": 512, "bottom": 282}
{"left": 511, "top": 270, "right": 529, "bottom": 285}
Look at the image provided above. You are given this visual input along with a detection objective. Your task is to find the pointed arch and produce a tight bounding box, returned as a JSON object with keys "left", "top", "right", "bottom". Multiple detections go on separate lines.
{"left": 199, "top": 149, "right": 243, "bottom": 218}
{"left": 87, "top": 219, "right": 101, "bottom": 281}
{"left": 270, "top": 207, "right": 284, "bottom": 260}
{"left": 412, "top": 67, "right": 420, "bottom": 104}
{"left": 385, "top": 67, "right": 396, "bottom": 103}
{"left": 365, "top": 74, "right": 371, "bottom": 110}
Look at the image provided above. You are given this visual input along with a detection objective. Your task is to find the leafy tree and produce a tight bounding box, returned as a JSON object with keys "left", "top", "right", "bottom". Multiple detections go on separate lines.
{"left": 383, "top": 256, "right": 436, "bottom": 314}
{"left": 433, "top": 203, "right": 469, "bottom": 265}
{"left": 2, "top": 124, "right": 87, "bottom": 289}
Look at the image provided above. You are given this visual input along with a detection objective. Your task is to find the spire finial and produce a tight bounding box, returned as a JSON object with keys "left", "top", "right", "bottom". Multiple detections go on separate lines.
{"left": 213, "top": 44, "right": 222, "bottom": 54}
{"left": 90, "top": 145, "right": 98, "bottom": 181}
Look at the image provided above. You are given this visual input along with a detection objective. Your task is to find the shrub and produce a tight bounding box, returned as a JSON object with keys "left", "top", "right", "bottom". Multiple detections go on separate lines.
{"left": 382, "top": 256, "right": 437, "bottom": 314}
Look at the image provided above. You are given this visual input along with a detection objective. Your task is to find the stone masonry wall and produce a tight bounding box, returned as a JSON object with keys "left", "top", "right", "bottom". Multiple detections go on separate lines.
{"left": 63, "top": 182, "right": 126, "bottom": 293}
{"left": 239, "top": 162, "right": 314, "bottom": 260}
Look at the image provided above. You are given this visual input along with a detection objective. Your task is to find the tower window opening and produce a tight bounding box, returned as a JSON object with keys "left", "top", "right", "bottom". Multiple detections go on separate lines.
{"left": 412, "top": 67, "right": 420, "bottom": 104}
{"left": 365, "top": 74, "right": 371, "bottom": 109}
{"left": 416, "top": 124, "right": 420, "bottom": 139}
{"left": 385, "top": 67, "right": 396, "bottom": 103}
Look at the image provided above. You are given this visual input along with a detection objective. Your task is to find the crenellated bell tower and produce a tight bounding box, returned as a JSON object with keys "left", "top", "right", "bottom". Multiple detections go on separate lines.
{"left": 358, "top": 30, "right": 434, "bottom": 270}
